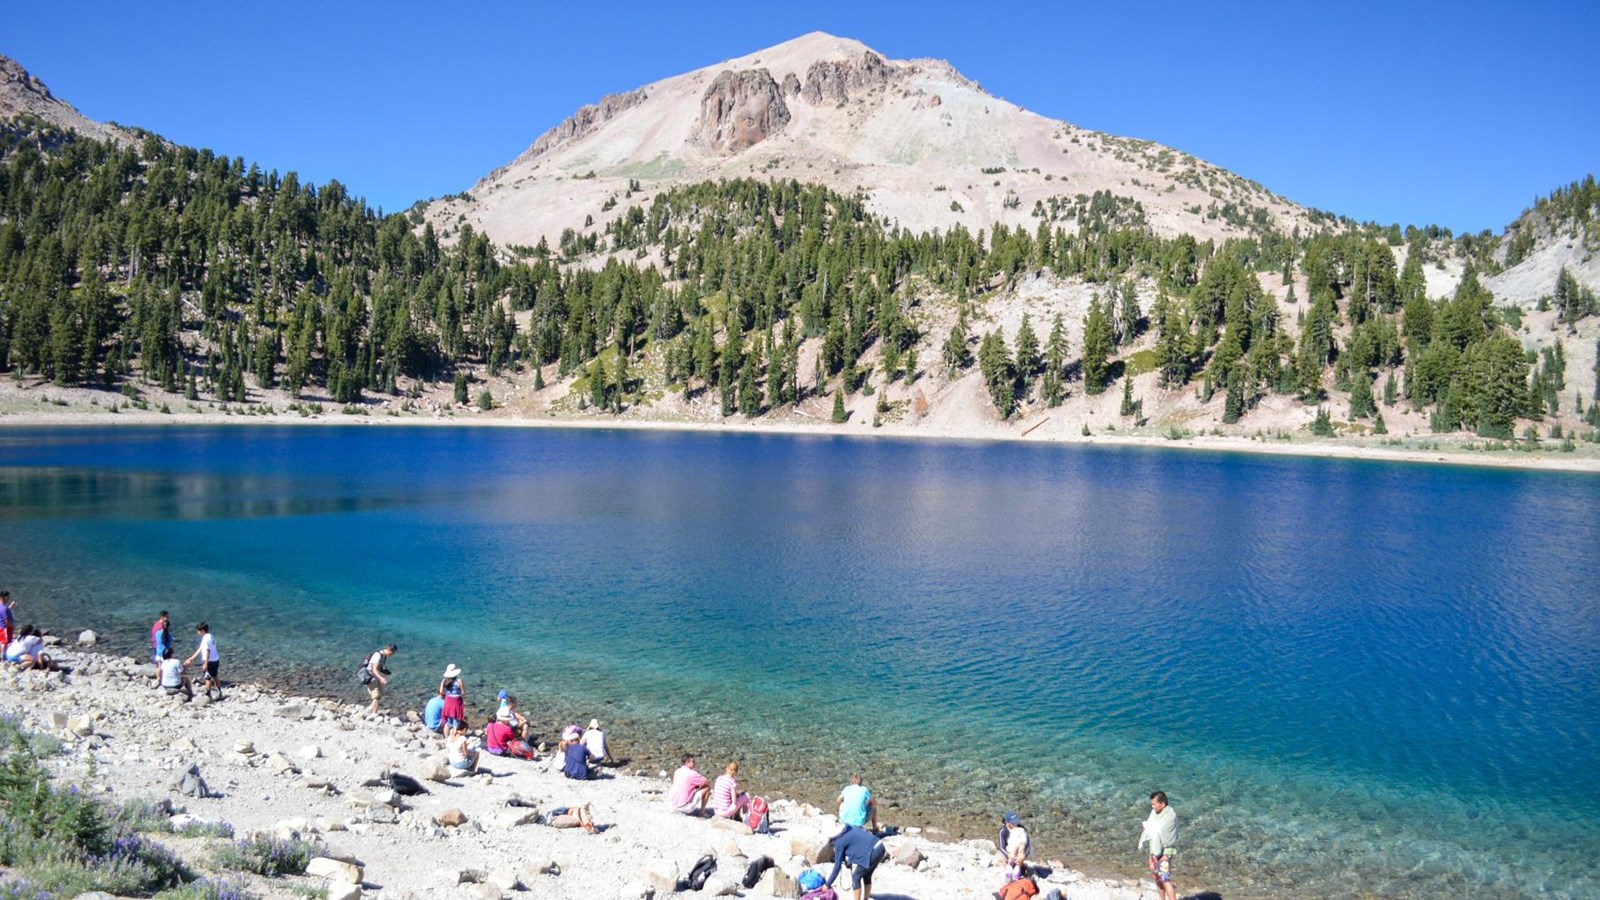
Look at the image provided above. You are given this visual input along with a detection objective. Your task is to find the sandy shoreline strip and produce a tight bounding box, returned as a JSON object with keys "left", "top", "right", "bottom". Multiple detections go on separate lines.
{"left": 3, "top": 405, "right": 1598, "bottom": 474}
{"left": 0, "top": 644, "right": 1165, "bottom": 900}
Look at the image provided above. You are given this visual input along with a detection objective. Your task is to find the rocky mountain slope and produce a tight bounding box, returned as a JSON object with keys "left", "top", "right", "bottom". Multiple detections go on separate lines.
{"left": 429, "top": 32, "right": 1314, "bottom": 252}
{"left": 0, "top": 53, "right": 128, "bottom": 144}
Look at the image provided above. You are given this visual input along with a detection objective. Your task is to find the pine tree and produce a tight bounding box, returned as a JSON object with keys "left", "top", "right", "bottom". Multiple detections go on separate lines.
{"left": 1014, "top": 314, "right": 1040, "bottom": 382}
{"left": 977, "top": 330, "right": 1017, "bottom": 418}
{"left": 454, "top": 372, "right": 469, "bottom": 405}
{"left": 942, "top": 308, "right": 971, "bottom": 374}
{"left": 1120, "top": 376, "right": 1138, "bottom": 417}
{"left": 1081, "top": 296, "right": 1114, "bottom": 395}
{"left": 1349, "top": 371, "right": 1377, "bottom": 419}
{"left": 1382, "top": 371, "right": 1398, "bottom": 406}
{"left": 831, "top": 387, "right": 847, "bottom": 423}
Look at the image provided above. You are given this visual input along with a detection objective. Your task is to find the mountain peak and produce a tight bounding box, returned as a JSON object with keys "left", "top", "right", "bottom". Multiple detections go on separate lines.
{"left": 0, "top": 54, "right": 126, "bottom": 144}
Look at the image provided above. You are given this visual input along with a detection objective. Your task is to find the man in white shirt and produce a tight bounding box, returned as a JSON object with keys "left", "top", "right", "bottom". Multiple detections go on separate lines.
{"left": 184, "top": 622, "right": 221, "bottom": 700}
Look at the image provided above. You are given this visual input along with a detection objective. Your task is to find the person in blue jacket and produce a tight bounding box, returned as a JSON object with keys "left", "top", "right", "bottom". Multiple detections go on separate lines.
{"left": 826, "top": 823, "right": 887, "bottom": 900}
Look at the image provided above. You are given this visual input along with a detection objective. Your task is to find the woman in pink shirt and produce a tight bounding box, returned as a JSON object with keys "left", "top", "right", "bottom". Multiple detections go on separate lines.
{"left": 710, "top": 760, "right": 751, "bottom": 820}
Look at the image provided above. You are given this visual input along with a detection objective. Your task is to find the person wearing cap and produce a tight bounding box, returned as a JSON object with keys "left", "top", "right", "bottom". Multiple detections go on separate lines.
{"left": 1138, "top": 791, "right": 1178, "bottom": 900}
{"left": 495, "top": 691, "right": 530, "bottom": 739}
{"left": 438, "top": 664, "right": 467, "bottom": 730}
{"left": 837, "top": 773, "right": 878, "bottom": 831}
{"left": 365, "top": 644, "right": 397, "bottom": 714}
{"left": 825, "top": 822, "right": 887, "bottom": 900}
{"left": 582, "top": 718, "right": 609, "bottom": 764}
{"left": 560, "top": 730, "right": 600, "bottom": 780}
{"left": 1000, "top": 811, "right": 1031, "bottom": 879}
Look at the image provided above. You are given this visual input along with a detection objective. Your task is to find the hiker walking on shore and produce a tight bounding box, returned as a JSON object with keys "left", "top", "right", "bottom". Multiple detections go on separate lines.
{"left": 362, "top": 644, "right": 397, "bottom": 713}
{"left": 183, "top": 622, "right": 221, "bottom": 700}
{"left": 1138, "top": 790, "right": 1178, "bottom": 900}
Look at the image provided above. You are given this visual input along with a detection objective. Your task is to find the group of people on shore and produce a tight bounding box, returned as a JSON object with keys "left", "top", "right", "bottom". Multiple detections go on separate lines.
{"left": 1, "top": 590, "right": 60, "bottom": 672}
{"left": 115, "top": 617, "right": 1184, "bottom": 900}
{"left": 149, "top": 611, "right": 223, "bottom": 701}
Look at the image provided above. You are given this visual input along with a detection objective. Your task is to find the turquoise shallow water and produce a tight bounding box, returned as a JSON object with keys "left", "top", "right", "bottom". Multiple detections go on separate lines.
{"left": 1, "top": 425, "right": 1597, "bottom": 898}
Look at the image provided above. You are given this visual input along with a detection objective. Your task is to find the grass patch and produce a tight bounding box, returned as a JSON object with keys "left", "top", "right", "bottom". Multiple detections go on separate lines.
{"left": 0, "top": 718, "right": 193, "bottom": 897}
{"left": 211, "top": 834, "right": 314, "bottom": 877}
{"left": 1123, "top": 349, "right": 1157, "bottom": 377}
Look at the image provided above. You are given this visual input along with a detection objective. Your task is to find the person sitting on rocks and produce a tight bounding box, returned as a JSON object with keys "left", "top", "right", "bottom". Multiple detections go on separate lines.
{"left": 154, "top": 646, "right": 192, "bottom": 699}
{"left": 485, "top": 718, "right": 537, "bottom": 760}
{"left": 560, "top": 734, "right": 600, "bottom": 780}
{"left": 4, "top": 625, "right": 54, "bottom": 671}
{"left": 445, "top": 722, "right": 480, "bottom": 774}
{"left": 545, "top": 802, "right": 596, "bottom": 833}
{"left": 582, "top": 718, "right": 610, "bottom": 764}
{"left": 668, "top": 754, "right": 711, "bottom": 815}
{"left": 710, "top": 760, "right": 752, "bottom": 821}
{"left": 495, "top": 690, "right": 530, "bottom": 740}
{"left": 422, "top": 694, "right": 445, "bottom": 733}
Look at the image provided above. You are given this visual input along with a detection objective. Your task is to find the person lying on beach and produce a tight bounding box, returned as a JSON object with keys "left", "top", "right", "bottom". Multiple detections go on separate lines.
{"left": 668, "top": 754, "right": 711, "bottom": 815}
{"left": 560, "top": 735, "right": 601, "bottom": 780}
{"left": 445, "top": 722, "right": 480, "bottom": 774}
{"left": 495, "top": 690, "right": 530, "bottom": 739}
{"left": 4, "top": 625, "right": 55, "bottom": 671}
{"left": 154, "top": 646, "right": 192, "bottom": 699}
{"left": 710, "top": 760, "right": 752, "bottom": 821}
{"left": 545, "top": 802, "right": 597, "bottom": 833}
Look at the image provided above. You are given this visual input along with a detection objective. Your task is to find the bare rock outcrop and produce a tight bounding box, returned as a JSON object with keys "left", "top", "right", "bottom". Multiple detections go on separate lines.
{"left": 695, "top": 68, "right": 789, "bottom": 155}
{"left": 512, "top": 87, "right": 649, "bottom": 165}
{"left": 801, "top": 50, "right": 893, "bottom": 106}
{"left": 0, "top": 54, "right": 125, "bottom": 144}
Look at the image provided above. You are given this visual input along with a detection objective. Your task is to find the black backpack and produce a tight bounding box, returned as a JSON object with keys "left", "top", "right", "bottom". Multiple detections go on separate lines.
{"left": 682, "top": 854, "right": 717, "bottom": 891}
{"left": 742, "top": 855, "right": 775, "bottom": 889}
{"left": 356, "top": 652, "right": 377, "bottom": 685}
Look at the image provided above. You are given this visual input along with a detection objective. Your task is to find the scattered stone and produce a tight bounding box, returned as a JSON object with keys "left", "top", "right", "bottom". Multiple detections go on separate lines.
{"left": 642, "top": 860, "right": 679, "bottom": 895}
{"left": 710, "top": 815, "right": 752, "bottom": 835}
{"left": 492, "top": 809, "right": 538, "bottom": 828}
{"left": 77, "top": 630, "right": 98, "bottom": 646}
{"left": 468, "top": 884, "right": 502, "bottom": 900}
{"left": 437, "top": 808, "right": 467, "bottom": 828}
{"left": 887, "top": 840, "right": 924, "bottom": 869}
{"left": 536, "top": 860, "right": 561, "bottom": 876}
{"left": 364, "top": 806, "right": 399, "bottom": 825}
{"left": 618, "top": 882, "right": 653, "bottom": 900}
{"left": 50, "top": 711, "right": 69, "bottom": 730}
{"left": 420, "top": 764, "right": 452, "bottom": 783}
{"left": 486, "top": 868, "right": 521, "bottom": 891}
{"left": 307, "top": 857, "right": 364, "bottom": 883}
{"left": 347, "top": 789, "right": 375, "bottom": 809}
{"left": 298, "top": 744, "right": 323, "bottom": 760}
{"left": 264, "top": 753, "right": 299, "bottom": 775}
{"left": 67, "top": 715, "right": 95, "bottom": 736}
{"left": 755, "top": 866, "right": 799, "bottom": 898}
{"left": 793, "top": 835, "right": 835, "bottom": 865}
{"left": 447, "top": 869, "right": 485, "bottom": 885}
{"left": 703, "top": 877, "right": 738, "bottom": 896}
{"left": 371, "top": 788, "right": 399, "bottom": 808}
{"left": 324, "top": 883, "right": 362, "bottom": 900}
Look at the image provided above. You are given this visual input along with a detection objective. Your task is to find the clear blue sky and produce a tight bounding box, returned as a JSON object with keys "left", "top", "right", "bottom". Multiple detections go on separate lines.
{"left": 8, "top": 1, "right": 1596, "bottom": 233}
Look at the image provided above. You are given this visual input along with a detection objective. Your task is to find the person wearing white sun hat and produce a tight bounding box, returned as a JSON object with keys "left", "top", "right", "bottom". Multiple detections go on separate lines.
{"left": 438, "top": 663, "right": 467, "bottom": 730}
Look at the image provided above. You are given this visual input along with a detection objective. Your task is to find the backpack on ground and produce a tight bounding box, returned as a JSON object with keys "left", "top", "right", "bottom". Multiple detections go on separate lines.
{"left": 747, "top": 794, "right": 772, "bottom": 833}
{"left": 741, "top": 855, "right": 774, "bottom": 889}
{"left": 682, "top": 854, "right": 717, "bottom": 891}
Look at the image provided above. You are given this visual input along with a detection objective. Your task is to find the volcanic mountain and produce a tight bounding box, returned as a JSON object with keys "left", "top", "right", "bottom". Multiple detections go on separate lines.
{"left": 428, "top": 32, "right": 1314, "bottom": 251}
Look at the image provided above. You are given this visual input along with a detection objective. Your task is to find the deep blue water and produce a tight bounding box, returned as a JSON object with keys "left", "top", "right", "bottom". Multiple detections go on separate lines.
{"left": 1, "top": 425, "right": 1596, "bottom": 898}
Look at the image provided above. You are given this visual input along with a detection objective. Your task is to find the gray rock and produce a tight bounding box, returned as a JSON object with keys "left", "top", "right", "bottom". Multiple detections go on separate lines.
{"left": 468, "top": 884, "right": 503, "bottom": 900}
{"left": 486, "top": 867, "right": 521, "bottom": 891}
{"left": 324, "top": 883, "right": 362, "bottom": 900}
{"left": 756, "top": 867, "right": 800, "bottom": 898}
{"left": 77, "top": 629, "right": 98, "bottom": 646}
{"left": 306, "top": 857, "right": 363, "bottom": 883}
{"left": 437, "top": 808, "right": 467, "bottom": 828}
{"left": 642, "top": 860, "right": 679, "bottom": 895}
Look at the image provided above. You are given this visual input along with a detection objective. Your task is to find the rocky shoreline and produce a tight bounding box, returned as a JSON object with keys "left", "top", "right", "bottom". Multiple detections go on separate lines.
{"left": 0, "top": 642, "right": 1163, "bottom": 900}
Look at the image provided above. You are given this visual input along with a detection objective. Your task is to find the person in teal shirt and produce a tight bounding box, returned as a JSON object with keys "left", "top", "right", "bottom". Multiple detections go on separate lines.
{"left": 836, "top": 773, "right": 878, "bottom": 830}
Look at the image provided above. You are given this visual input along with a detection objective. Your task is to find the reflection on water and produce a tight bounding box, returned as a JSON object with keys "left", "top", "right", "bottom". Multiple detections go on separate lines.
{"left": 0, "top": 468, "right": 398, "bottom": 520}
{"left": 1, "top": 426, "right": 1597, "bottom": 899}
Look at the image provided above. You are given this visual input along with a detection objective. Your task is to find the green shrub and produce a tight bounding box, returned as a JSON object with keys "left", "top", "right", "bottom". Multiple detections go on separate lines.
{"left": 212, "top": 834, "right": 314, "bottom": 877}
{"left": 155, "top": 876, "right": 259, "bottom": 900}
